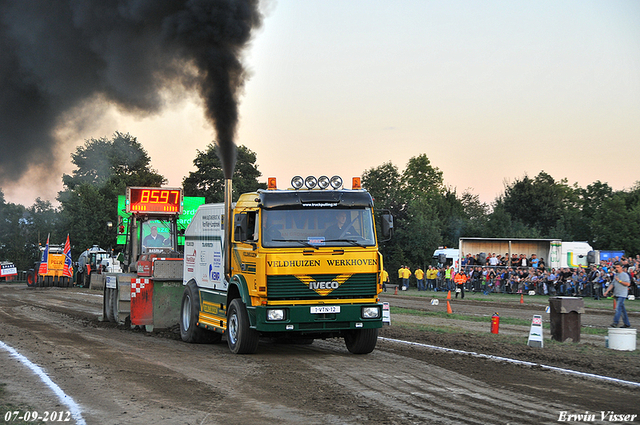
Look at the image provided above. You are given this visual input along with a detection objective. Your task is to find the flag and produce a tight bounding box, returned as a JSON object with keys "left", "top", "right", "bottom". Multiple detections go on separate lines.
{"left": 63, "top": 234, "right": 73, "bottom": 278}
{"left": 38, "top": 234, "right": 50, "bottom": 274}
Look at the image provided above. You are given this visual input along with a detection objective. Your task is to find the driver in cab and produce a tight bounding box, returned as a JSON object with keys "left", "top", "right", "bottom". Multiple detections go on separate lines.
{"left": 324, "top": 211, "right": 358, "bottom": 240}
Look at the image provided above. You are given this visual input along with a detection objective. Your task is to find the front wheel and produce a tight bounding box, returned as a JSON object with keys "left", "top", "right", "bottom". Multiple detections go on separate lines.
{"left": 227, "top": 299, "right": 259, "bottom": 354}
{"left": 26, "top": 271, "right": 36, "bottom": 288}
{"left": 344, "top": 328, "right": 379, "bottom": 354}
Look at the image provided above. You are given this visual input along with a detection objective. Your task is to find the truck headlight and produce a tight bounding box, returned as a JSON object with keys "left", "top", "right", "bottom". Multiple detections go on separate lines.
{"left": 267, "top": 309, "right": 285, "bottom": 321}
{"left": 362, "top": 306, "right": 380, "bottom": 319}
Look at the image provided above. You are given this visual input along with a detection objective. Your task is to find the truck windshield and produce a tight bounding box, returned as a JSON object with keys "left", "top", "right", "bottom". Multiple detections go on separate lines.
{"left": 261, "top": 208, "right": 376, "bottom": 248}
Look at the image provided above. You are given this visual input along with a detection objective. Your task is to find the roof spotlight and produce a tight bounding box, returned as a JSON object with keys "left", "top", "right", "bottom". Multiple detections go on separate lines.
{"left": 318, "top": 175, "right": 330, "bottom": 189}
{"left": 305, "top": 176, "right": 317, "bottom": 189}
{"left": 329, "top": 175, "right": 343, "bottom": 189}
{"left": 291, "top": 176, "right": 304, "bottom": 189}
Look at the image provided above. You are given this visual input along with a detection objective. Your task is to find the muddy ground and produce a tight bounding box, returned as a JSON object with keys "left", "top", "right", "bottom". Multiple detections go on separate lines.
{"left": 0, "top": 284, "right": 639, "bottom": 425}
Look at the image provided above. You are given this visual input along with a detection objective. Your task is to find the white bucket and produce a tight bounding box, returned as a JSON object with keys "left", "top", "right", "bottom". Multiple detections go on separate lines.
{"left": 608, "top": 328, "right": 637, "bottom": 351}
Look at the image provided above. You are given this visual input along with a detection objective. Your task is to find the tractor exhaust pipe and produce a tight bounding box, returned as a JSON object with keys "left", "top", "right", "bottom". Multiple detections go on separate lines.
{"left": 224, "top": 178, "right": 233, "bottom": 280}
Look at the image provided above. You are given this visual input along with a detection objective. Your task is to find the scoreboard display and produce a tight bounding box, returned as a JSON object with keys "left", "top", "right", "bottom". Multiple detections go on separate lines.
{"left": 126, "top": 187, "right": 183, "bottom": 215}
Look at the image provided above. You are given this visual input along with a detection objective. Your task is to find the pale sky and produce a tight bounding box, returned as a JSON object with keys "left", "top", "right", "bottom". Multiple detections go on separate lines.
{"left": 4, "top": 0, "right": 640, "bottom": 207}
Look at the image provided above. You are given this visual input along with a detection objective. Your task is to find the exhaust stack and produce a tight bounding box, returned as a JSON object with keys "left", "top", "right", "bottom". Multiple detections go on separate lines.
{"left": 224, "top": 178, "right": 233, "bottom": 280}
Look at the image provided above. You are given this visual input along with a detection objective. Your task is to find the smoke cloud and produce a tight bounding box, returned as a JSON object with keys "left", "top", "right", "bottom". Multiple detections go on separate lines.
{"left": 0, "top": 0, "right": 261, "bottom": 184}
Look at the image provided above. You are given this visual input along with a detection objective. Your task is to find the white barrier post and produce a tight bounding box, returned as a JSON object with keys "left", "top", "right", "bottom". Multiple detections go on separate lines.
{"left": 527, "top": 314, "right": 544, "bottom": 348}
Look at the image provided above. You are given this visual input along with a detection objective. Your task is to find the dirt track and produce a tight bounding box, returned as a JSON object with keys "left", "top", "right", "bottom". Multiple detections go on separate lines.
{"left": 1, "top": 284, "right": 639, "bottom": 425}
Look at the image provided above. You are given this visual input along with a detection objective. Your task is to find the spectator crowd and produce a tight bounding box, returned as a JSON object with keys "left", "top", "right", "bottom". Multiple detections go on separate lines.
{"left": 394, "top": 253, "right": 640, "bottom": 299}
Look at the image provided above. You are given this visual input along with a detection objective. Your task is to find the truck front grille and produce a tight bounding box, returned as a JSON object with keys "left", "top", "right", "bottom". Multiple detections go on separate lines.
{"left": 267, "top": 273, "right": 377, "bottom": 300}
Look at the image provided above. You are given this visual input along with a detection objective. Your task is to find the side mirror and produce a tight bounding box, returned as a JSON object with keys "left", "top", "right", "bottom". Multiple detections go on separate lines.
{"left": 379, "top": 211, "right": 394, "bottom": 242}
{"left": 234, "top": 214, "right": 248, "bottom": 242}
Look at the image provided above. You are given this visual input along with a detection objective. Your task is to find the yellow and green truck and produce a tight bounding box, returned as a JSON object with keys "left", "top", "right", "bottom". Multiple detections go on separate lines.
{"left": 180, "top": 176, "right": 393, "bottom": 354}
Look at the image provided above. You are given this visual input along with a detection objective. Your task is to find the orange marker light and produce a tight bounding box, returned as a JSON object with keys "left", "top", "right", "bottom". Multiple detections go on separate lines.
{"left": 352, "top": 177, "right": 362, "bottom": 190}
{"left": 268, "top": 177, "right": 277, "bottom": 190}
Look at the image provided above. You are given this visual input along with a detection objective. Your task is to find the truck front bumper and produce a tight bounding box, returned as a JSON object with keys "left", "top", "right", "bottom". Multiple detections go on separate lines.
{"left": 251, "top": 303, "right": 383, "bottom": 333}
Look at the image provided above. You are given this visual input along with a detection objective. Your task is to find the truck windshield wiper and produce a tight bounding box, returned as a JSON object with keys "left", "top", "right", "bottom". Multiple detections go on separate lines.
{"left": 325, "top": 239, "right": 366, "bottom": 247}
{"left": 272, "top": 239, "right": 319, "bottom": 249}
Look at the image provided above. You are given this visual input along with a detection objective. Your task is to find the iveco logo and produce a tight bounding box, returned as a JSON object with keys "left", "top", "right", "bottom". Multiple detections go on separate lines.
{"left": 309, "top": 281, "right": 339, "bottom": 290}
{"left": 296, "top": 274, "right": 352, "bottom": 296}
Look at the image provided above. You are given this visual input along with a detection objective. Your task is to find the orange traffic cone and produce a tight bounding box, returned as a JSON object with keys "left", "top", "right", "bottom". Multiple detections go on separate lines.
{"left": 446, "top": 290, "right": 451, "bottom": 300}
{"left": 446, "top": 300, "right": 453, "bottom": 314}
{"left": 394, "top": 285, "right": 398, "bottom": 295}
{"left": 520, "top": 293, "right": 524, "bottom": 304}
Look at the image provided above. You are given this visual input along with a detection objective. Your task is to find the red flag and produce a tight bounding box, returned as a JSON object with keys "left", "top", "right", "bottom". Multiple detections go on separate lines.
{"left": 63, "top": 234, "right": 73, "bottom": 278}
{"left": 38, "top": 234, "right": 50, "bottom": 274}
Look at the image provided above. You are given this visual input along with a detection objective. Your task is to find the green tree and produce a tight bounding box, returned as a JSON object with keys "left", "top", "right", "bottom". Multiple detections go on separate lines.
{"left": 0, "top": 190, "right": 31, "bottom": 269}
{"left": 58, "top": 132, "right": 166, "bottom": 257}
{"left": 499, "top": 171, "right": 577, "bottom": 237}
{"left": 183, "top": 144, "right": 266, "bottom": 203}
{"left": 400, "top": 154, "right": 444, "bottom": 200}
{"left": 590, "top": 184, "right": 640, "bottom": 253}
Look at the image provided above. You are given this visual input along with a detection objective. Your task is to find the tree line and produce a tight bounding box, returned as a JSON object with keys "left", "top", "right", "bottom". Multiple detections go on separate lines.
{"left": 364, "top": 155, "right": 640, "bottom": 277}
{"left": 1, "top": 133, "right": 638, "bottom": 274}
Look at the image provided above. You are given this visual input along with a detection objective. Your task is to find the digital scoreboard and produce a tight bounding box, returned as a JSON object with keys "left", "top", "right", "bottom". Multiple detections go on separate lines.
{"left": 126, "top": 187, "right": 183, "bottom": 215}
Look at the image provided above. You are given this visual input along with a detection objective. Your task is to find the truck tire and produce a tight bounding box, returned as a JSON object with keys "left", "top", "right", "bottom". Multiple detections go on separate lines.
{"left": 180, "top": 282, "right": 222, "bottom": 344}
{"left": 344, "top": 328, "right": 379, "bottom": 354}
{"left": 26, "top": 271, "right": 36, "bottom": 288}
{"left": 227, "top": 298, "right": 259, "bottom": 354}
{"left": 84, "top": 272, "right": 91, "bottom": 288}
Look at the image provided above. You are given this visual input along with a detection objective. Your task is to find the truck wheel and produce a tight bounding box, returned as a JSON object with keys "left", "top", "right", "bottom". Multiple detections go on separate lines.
{"left": 180, "top": 282, "right": 222, "bottom": 343}
{"left": 227, "top": 298, "right": 259, "bottom": 354}
{"left": 344, "top": 328, "right": 379, "bottom": 354}
{"left": 26, "top": 271, "right": 36, "bottom": 288}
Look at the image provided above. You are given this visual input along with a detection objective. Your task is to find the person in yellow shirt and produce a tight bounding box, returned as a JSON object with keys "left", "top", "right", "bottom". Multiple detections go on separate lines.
{"left": 398, "top": 266, "right": 405, "bottom": 291}
{"left": 381, "top": 268, "right": 389, "bottom": 292}
{"left": 402, "top": 266, "right": 411, "bottom": 290}
{"left": 426, "top": 266, "right": 437, "bottom": 291}
{"left": 414, "top": 267, "right": 425, "bottom": 291}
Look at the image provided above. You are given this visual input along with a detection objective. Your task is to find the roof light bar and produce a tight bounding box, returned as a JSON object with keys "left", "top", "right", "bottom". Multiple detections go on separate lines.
{"left": 290, "top": 175, "right": 343, "bottom": 190}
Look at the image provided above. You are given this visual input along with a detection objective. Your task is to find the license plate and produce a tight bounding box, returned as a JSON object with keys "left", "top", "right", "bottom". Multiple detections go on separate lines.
{"left": 310, "top": 306, "right": 340, "bottom": 314}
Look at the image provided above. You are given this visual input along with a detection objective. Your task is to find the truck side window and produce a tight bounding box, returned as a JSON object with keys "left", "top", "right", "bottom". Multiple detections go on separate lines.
{"left": 247, "top": 212, "right": 257, "bottom": 241}
{"left": 234, "top": 212, "right": 258, "bottom": 242}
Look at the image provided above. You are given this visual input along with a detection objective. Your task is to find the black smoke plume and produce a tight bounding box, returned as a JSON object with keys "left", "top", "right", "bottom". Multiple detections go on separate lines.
{"left": 0, "top": 0, "right": 261, "bottom": 183}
